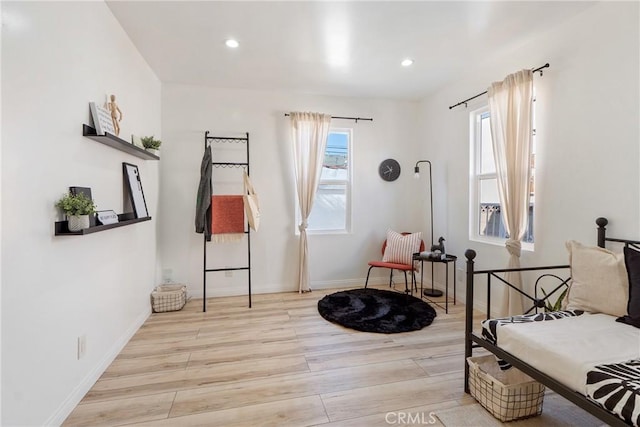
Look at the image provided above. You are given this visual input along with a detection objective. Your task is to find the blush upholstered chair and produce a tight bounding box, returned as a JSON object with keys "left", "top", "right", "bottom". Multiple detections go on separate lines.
{"left": 364, "top": 231, "right": 425, "bottom": 293}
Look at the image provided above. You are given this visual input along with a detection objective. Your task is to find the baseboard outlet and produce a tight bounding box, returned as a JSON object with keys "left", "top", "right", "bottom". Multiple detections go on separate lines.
{"left": 45, "top": 307, "right": 151, "bottom": 426}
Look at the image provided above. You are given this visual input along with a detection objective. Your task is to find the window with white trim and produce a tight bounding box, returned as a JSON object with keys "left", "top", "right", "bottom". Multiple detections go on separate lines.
{"left": 303, "top": 129, "right": 352, "bottom": 233}
{"left": 469, "top": 107, "right": 535, "bottom": 245}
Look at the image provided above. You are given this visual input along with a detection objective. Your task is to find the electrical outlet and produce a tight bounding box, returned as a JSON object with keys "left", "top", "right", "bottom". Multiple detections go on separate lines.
{"left": 77, "top": 335, "right": 87, "bottom": 360}
{"left": 225, "top": 269, "right": 233, "bottom": 278}
{"left": 457, "top": 268, "right": 464, "bottom": 282}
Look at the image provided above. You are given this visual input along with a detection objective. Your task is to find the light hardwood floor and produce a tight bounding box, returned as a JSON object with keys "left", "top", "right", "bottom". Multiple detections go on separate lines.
{"left": 63, "top": 286, "right": 598, "bottom": 426}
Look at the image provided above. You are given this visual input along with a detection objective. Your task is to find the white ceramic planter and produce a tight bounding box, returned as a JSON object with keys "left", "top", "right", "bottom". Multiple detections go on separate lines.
{"left": 68, "top": 214, "right": 90, "bottom": 231}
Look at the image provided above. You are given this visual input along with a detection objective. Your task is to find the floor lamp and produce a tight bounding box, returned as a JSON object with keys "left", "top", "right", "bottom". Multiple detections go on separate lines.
{"left": 414, "top": 160, "right": 444, "bottom": 297}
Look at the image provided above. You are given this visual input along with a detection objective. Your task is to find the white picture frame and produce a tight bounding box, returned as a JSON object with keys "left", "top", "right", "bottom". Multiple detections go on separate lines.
{"left": 132, "top": 134, "right": 144, "bottom": 149}
{"left": 89, "top": 101, "right": 116, "bottom": 136}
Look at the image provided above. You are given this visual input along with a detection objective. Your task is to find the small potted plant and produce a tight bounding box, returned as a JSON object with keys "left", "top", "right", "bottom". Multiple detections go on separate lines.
{"left": 541, "top": 287, "right": 568, "bottom": 312}
{"left": 55, "top": 192, "right": 97, "bottom": 231}
{"left": 141, "top": 135, "right": 162, "bottom": 156}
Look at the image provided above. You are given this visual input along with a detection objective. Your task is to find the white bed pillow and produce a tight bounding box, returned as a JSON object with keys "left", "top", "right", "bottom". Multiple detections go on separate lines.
{"left": 565, "top": 240, "right": 628, "bottom": 317}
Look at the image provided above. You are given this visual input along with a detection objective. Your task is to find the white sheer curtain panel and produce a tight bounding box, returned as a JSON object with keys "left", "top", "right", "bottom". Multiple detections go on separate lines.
{"left": 290, "top": 112, "right": 332, "bottom": 293}
{"left": 487, "top": 69, "right": 534, "bottom": 316}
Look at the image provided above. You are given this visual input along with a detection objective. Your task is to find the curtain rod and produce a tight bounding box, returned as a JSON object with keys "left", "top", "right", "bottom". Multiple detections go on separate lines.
{"left": 448, "top": 63, "right": 550, "bottom": 110}
{"left": 284, "top": 113, "right": 373, "bottom": 123}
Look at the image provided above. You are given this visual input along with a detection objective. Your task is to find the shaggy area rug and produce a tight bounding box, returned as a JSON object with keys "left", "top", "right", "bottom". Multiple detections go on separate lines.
{"left": 317, "top": 288, "right": 436, "bottom": 333}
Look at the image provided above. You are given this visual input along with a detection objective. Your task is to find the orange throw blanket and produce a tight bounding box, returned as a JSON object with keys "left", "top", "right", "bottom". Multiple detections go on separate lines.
{"left": 211, "top": 195, "right": 245, "bottom": 242}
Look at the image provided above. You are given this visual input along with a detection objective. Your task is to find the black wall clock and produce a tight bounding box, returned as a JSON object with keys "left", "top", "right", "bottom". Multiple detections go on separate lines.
{"left": 379, "top": 158, "right": 401, "bottom": 181}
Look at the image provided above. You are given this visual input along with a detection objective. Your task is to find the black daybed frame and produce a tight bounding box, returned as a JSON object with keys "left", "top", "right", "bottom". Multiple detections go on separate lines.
{"left": 464, "top": 217, "right": 639, "bottom": 427}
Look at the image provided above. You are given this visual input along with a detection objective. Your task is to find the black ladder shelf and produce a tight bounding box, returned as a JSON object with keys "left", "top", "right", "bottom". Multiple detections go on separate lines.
{"left": 203, "top": 131, "right": 252, "bottom": 311}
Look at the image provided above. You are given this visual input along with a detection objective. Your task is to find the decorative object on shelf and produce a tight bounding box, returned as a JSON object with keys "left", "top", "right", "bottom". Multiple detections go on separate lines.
{"left": 107, "top": 94, "right": 123, "bottom": 136}
{"left": 414, "top": 159, "right": 445, "bottom": 297}
{"left": 69, "top": 186, "right": 96, "bottom": 226}
{"left": 89, "top": 102, "right": 116, "bottom": 136}
{"left": 123, "top": 162, "right": 149, "bottom": 218}
{"left": 55, "top": 191, "right": 97, "bottom": 232}
{"left": 132, "top": 134, "right": 144, "bottom": 149}
{"left": 96, "top": 210, "right": 119, "bottom": 225}
{"left": 141, "top": 135, "right": 162, "bottom": 156}
{"left": 378, "top": 158, "right": 401, "bottom": 181}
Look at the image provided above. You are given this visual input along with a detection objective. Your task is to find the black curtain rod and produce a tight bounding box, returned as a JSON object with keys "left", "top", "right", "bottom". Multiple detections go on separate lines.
{"left": 284, "top": 113, "right": 373, "bottom": 123}
{"left": 448, "top": 63, "right": 550, "bottom": 110}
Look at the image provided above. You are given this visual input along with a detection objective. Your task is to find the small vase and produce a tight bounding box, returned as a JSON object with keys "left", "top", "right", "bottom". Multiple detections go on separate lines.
{"left": 68, "top": 214, "right": 90, "bottom": 232}
{"left": 146, "top": 148, "right": 160, "bottom": 156}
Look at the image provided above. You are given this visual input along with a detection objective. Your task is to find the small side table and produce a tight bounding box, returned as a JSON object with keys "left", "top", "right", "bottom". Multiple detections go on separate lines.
{"left": 412, "top": 253, "right": 457, "bottom": 313}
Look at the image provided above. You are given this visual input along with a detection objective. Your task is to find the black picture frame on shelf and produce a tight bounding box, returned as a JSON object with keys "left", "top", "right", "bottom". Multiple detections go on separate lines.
{"left": 69, "top": 186, "right": 97, "bottom": 227}
{"left": 123, "top": 162, "right": 149, "bottom": 218}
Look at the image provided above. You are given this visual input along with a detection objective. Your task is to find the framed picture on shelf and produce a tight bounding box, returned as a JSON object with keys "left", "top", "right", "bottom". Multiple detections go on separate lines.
{"left": 132, "top": 134, "right": 145, "bottom": 149}
{"left": 89, "top": 101, "right": 116, "bottom": 136}
{"left": 122, "top": 162, "right": 148, "bottom": 218}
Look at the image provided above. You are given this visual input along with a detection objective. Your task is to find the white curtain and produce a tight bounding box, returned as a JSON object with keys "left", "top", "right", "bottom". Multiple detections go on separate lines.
{"left": 487, "top": 70, "right": 534, "bottom": 316}
{"left": 290, "top": 112, "right": 332, "bottom": 293}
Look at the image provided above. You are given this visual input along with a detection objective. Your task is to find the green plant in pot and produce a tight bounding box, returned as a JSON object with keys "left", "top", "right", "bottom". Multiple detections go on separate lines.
{"left": 56, "top": 192, "right": 97, "bottom": 232}
{"left": 541, "top": 287, "right": 568, "bottom": 312}
{"left": 141, "top": 135, "right": 162, "bottom": 155}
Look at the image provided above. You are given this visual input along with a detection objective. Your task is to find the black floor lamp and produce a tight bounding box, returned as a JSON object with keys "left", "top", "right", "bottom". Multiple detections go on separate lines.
{"left": 414, "top": 160, "right": 444, "bottom": 297}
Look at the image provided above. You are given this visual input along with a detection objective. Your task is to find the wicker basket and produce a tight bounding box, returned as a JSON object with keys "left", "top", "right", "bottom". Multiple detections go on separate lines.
{"left": 151, "top": 284, "right": 187, "bottom": 313}
{"left": 467, "top": 355, "right": 545, "bottom": 422}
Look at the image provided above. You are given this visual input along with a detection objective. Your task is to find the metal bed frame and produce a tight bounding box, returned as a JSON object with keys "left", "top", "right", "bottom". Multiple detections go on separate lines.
{"left": 464, "top": 217, "right": 640, "bottom": 427}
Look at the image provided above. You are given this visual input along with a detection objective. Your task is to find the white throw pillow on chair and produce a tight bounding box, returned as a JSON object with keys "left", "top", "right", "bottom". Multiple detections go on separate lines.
{"left": 382, "top": 230, "right": 422, "bottom": 266}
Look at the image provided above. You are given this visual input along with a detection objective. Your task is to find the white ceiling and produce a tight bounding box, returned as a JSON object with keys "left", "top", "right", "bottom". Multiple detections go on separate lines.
{"left": 107, "top": 1, "right": 597, "bottom": 100}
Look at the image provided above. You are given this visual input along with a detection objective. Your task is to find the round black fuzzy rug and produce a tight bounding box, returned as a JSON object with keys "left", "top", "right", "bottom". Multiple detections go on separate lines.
{"left": 317, "top": 288, "right": 436, "bottom": 333}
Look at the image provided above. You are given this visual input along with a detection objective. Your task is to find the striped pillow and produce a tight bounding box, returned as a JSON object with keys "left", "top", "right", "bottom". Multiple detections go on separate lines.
{"left": 382, "top": 230, "right": 422, "bottom": 265}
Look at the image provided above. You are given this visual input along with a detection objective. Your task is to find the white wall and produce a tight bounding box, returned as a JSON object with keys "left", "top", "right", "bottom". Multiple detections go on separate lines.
{"left": 160, "top": 85, "right": 423, "bottom": 297}
{"left": 417, "top": 1, "right": 640, "bottom": 310}
{"left": 0, "top": 0, "right": 4, "bottom": 422}
{"left": 1, "top": 2, "right": 161, "bottom": 425}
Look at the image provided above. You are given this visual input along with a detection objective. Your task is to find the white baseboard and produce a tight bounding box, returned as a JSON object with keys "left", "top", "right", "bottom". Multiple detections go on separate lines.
{"left": 188, "top": 275, "right": 404, "bottom": 299}
{"left": 45, "top": 308, "right": 151, "bottom": 426}
{"left": 188, "top": 274, "right": 466, "bottom": 298}
{"left": 310, "top": 277, "right": 386, "bottom": 289}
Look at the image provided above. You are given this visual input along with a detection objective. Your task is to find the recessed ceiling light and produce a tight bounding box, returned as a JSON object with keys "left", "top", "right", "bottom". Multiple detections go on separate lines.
{"left": 401, "top": 58, "right": 414, "bottom": 67}
{"left": 225, "top": 39, "right": 239, "bottom": 48}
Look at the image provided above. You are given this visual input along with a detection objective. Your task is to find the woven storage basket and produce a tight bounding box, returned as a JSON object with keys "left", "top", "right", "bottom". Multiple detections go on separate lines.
{"left": 151, "top": 284, "right": 187, "bottom": 313}
{"left": 467, "top": 355, "right": 545, "bottom": 422}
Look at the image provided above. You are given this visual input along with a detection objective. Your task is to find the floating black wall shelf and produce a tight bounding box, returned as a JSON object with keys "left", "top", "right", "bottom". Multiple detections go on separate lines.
{"left": 82, "top": 124, "right": 159, "bottom": 160}
{"left": 55, "top": 213, "right": 151, "bottom": 236}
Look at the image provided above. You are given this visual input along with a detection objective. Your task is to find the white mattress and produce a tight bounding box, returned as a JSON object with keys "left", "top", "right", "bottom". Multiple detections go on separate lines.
{"left": 496, "top": 312, "right": 640, "bottom": 394}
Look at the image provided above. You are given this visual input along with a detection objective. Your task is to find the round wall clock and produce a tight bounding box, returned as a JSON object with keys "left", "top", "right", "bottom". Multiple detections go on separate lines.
{"left": 379, "top": 158, "right": 401, "bottom": 181}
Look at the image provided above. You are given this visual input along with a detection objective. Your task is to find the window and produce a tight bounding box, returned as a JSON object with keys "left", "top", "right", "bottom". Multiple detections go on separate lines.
{"left": 303, "top": 129, "right": 352, "bottom": 233}
{"left": 469, "top": 107, "right": 534, "bottom": 245}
